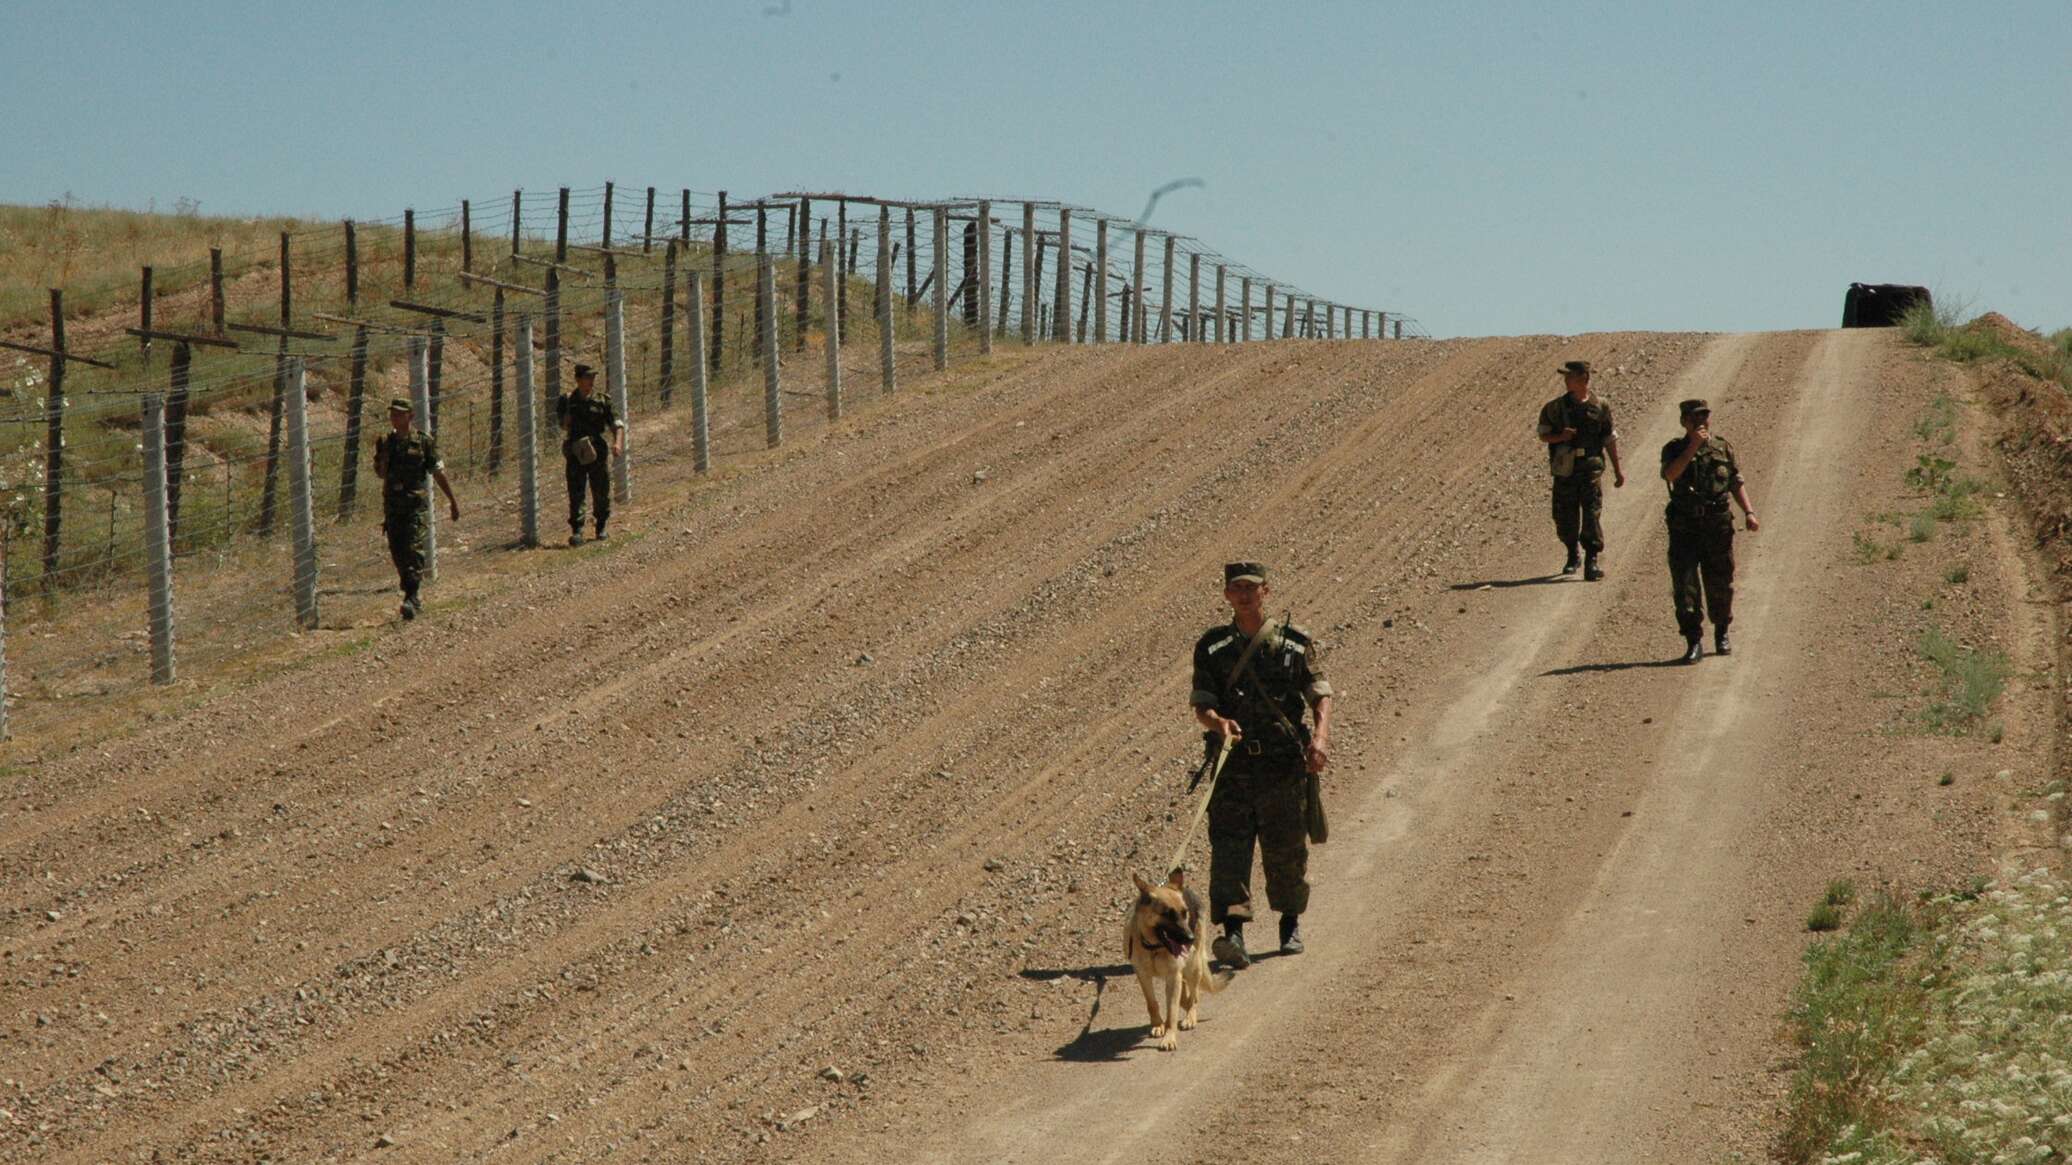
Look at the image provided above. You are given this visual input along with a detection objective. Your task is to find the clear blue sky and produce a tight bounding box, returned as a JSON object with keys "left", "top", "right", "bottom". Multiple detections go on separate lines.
{"left": 4, "top": 0, "right": 2066, "bottom": 338}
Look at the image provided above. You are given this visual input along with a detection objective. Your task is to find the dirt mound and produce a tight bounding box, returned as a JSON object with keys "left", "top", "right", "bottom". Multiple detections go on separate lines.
{"left": 1965, "top": 311, "right": 2058, "bottom": 361}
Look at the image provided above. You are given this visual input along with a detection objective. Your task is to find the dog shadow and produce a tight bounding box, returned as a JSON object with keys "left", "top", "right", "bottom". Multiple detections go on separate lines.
{"left": 1021, "top": 963, "right": 1151, "bottom": 1063}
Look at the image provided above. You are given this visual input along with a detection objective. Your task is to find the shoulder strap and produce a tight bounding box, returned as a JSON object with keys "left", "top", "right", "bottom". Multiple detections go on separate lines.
{"left": 1219, "top": 616, "right": 1283, "bottom": 698}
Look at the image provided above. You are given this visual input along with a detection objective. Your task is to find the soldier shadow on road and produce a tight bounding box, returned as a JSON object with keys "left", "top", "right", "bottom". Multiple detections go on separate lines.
{"left": 1448, "top": 575, "right": 1571, "bottom": 591}
{"left": 1540, "top": 657, "right": 1690, "bottom": 676}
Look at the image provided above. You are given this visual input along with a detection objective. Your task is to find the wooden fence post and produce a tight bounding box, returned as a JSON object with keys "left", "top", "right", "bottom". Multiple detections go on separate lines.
{"left": 823, "top": 239, "right": 842, "bottom": 419}
{"left": 760, "top": 255, "right": 782, "bottom": 446}
{"left": 976, "top": 200, "right": 992, "bottom": 354}
{"left": 997, "top": 226, "right": 1014, "bottom": 337}
{"left": 877, "top": 206, "right": 896, "bottom": 394}
{"left": 462, "top": 199, "right": 473, "bottom": 273}
{"left": 511, "top": 188, "right": 522, "bottom": 255}
{"left": 427, "top": 318, "right": 445, "bottom": 431}
{"left": 556, "top": 186, "right": 570, "bottom": 262}
{"left": 1216, "top": 266, "right": 1229, "bottom": 343}
{"left": 602, "top": 180, "right": 614, "bottom": 248}
{"left": 688, "top": 272, "right": 711, "bottom": 472}
{"left": 210, "top": 247, "right": 225, "bottom": 331}
{"left": 905, "top": 207, "right": 918, "bottom": 309}
{"left": 1283, "top": 292, "right": 1296, "bottom": 338}
{"left": 1262, "top": 285, "right": 1274, "bottom": 343}
{"left": 643, "top": 185, "right": 655, "bottom": 254}
{"left": 1131, "top": 228, "right": 1148, "bottom": 344}
{"left": 166, "top": 343, "right": 191, "bottom": 541}
{"left": 838, "top": 199, "right": 851, "bottom": 342}
{"left": 659, "top": 239, "right": 677, "bottom": 405}
{"left": 680, "top": 188, "right": 690, "bottom": 243}
{"left": 258, "top": 234, "right": 290, "bottom": 538}
{"left": 515, "top": 314, "right": 539, "bottom": 546}
{"left": 404, "top": 208, "right": 416, "bottom": 290}
{"left": 544, "top": 268, "right": 562, "bottom": 414}
{"left": 344, "top": 220, "right": 358, "bottom": 305}
{"left": 1021, "top": 202, "right": 1037, "bottom": 344}
{"left": 283, "top": 358, "right": 318, "bottom": 629}
{"left": 140, "top": 392, "right": 176, "bottom": 682}
{"left": 793, "top": 197, "right": 812, "bottom": 351}
{"left": 710, "top": 190, "right": 728, "bottom": 376}
{"left": 139, "top": 266, "right": 153, "bottom": 361}
{"left": 606, "top": 288, "right": 631, "bottom": 503}
{"left": 932, "top": 206, "right": 949, "bottom": 370}
{"left": 1078, "top": 263, "right": 1095, "bottom": 342}
{"left": 339, "top": 326, "right": 368, "bottom": 520}
{"left": 1054, "top": 208, "right": 1072, "bottom": 342}
{"left": 1160, "top": 235, "right": 1176, "bottom": 342}
{"left": 1094, "top": 219, "right": 1109, "bottom": 343}
{"left": 1188, "top": 252, "right": 1201, "bottom": 344}
{"left": 410, "top": 336, "right": 437, "bottom": 580}
{"left": 961, "top": 218, "right": 979, "bottom": 329}
{"left": 489, "top": 289, "right": 506, "bottom": 473}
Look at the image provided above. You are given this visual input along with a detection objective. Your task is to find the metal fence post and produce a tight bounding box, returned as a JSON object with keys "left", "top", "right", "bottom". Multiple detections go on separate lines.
{"left": 410, "top": 336, "right": 437, "bottom": 580}
{"left": 1188, "top": 252, "right": 1201, "bottom": 343}
{"left": 515, "top": 314, "right": 540, "bottom": 546}
{"left": 688, "top": 271, "right": 711, "bottom": 471}
{"left": 878, "top": 207, "right": 897, "bottom": 394}
{"left": 932, "top": 206, "right": 950, "bottom": 370}
{"left": 283, "top": 359, "right": 319, "bottom": 629}
{"left": 1094, "top": 219, "right": 1109, "bottom": 344}
{"left": 1160, "top": 235, "right": 1176, "bottom": 342}
{"left": 823, "top": 239, "right": 842, "bottom": 419}
{"left": 606, "top": 288, "right": 632, "bottom": 503}
{"left": 760, "top": 255, "right": 782, "bottom": 447}
{"left": 140, "top": 392, "right": 176, "bottom": 682}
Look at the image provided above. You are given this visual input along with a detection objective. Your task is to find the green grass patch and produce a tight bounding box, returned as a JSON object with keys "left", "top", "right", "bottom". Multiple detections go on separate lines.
{"left": 1943, "top": 564, "right": 1969, "bottom": 585}
{"left": 1782, "top": 889, "right": 1926, "bottom": 1161}
{"left": 1915, "top": 626, "right": 2009, "bottom": 733}
{"left": 1907, "top": 511, "right": 1937, "bottom": 543}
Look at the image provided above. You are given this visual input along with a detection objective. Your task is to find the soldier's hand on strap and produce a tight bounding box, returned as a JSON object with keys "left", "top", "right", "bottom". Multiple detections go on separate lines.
{"left": 1306, "top": 739, "right": 1330, "bottom": 774}
{"left": 1213, "top": 715, "right": 1242, "bottom": 741}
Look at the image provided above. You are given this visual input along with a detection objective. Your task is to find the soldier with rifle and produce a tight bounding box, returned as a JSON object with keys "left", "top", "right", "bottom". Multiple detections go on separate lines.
{"left": 1189, "top": 562, "right": 1334, "bottom": 968}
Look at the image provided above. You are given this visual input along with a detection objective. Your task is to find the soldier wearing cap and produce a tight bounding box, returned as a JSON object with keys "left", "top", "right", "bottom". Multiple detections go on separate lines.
{"left": 1661, "top": 398, "right": 1760, "bottom": 662}
{"left": 556, "top": 362, "right": 623, "bottom": 546}
{"left": 1190, "top": 561, "right": 1334, "bottom": 967}
{"left": 371, "top": 397, "right": 461, "bottom": 621}
{"left": 1536, "top": 360, "right": 1626, "bottom": 579}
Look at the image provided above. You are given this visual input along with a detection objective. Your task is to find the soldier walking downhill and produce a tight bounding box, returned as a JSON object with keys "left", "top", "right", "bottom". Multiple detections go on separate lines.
{"left": 372, "top": 397, "right": 461, "bottom": 622}
{"left": 1536, "top": 360, "right": 1626, "bottom": 579}
{"left": 558, "top": 363, "right": 624, "bottom": 546}
{"left": 1660, "top": 398, "right": 1760, "bottom": 662}
{"left": 1190, "top": 562, "right": 1334, "bottom": 968}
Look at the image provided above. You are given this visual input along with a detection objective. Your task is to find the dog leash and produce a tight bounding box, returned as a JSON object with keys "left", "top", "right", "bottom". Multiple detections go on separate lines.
{"left": 1167, "top": 733, "right": 1235, "bottom": 876}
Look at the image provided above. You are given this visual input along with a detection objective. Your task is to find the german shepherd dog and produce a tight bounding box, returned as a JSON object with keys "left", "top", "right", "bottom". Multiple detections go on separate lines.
{"left": 1124, "top": 868, "right": 1231, "bottom": 1051}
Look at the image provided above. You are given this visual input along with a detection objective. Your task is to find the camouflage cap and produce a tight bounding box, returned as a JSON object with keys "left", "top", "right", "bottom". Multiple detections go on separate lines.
{"left": 387, "top": 396, "right": 413, "bottom": 413}
{"left": 1223, "top": 562, "right": 1268, "bottom": 585}
{"left": 1558, "top": 360, "right": 1593, "bottom": 377}
{"left": 1679, "top": 398, "right": 1711, "bottom": 417}
{"left": 572, "top": 363, "right": 596, "bottom": 378}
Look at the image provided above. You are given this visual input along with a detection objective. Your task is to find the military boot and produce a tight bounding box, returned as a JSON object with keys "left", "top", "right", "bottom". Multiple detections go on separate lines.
{"left": 1278, "top": 914, "right": 1304, "bottom": 956}
{"left": 1584, "top": 553, "right": 1604, "bottom": 582}
{"left": 1714, "top": 626, "right": 1732, "bottom": 656}
{"left": 1681, "top": 635, "right": 1703, "bottom": 664}
{"left": 1211, "top": 925, "right": 1251, "bottom": 970}
{"left": 1559, "top": 545, "right": 1581, "bottom": 576}
{"left": 568, "top": 530, "right": 584, "bottom": 547}
{"left": 400, "top": 591, "right": 419, "bottom": 622}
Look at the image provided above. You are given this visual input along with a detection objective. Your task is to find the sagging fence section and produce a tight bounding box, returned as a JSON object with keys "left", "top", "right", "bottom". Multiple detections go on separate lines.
{"left": 0, "top": 182, "right": 1426, "bottom": 739}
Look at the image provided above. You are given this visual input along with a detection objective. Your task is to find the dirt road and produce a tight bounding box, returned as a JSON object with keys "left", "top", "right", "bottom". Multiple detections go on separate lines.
{"left": 2, "top": 328, "right": 2049, "bottom": 1162}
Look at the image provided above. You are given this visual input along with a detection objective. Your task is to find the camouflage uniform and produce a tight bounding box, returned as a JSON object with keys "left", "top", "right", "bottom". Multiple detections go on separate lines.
{"left": 1190, "top": 621, "right": 1332, "bottom": 927}
{"left": 557, "top": 392, "right": 620, "bottom": 537}
{"left": 1661, "top": 433, "right": 1742, "bottom": 639}
{"left": 377, "top": 427, "right": 441, "bottom": 600}
{"left": 1537, "top": 390, "right": 1618, "bottom": 555}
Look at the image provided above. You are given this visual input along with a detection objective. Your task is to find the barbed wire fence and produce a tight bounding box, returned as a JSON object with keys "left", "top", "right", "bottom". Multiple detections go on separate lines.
{"left": 0, "top": 181, "right": 1427, "bottom": 740}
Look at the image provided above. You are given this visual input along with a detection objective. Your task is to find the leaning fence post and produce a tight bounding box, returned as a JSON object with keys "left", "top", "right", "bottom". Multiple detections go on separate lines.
{"left": 688, "top": 271, "right": 711, "bottom": 472}
{"left": 877, "top": 207, "right": 897, "bottom": 393}
{"left": 760, "top": 255, "right": 782, "bottom": 447}
{"left": 410, "top": 336, "right": 438, "bottom": 580}
{"left": 976, "top": 200, "right": 993, "bottom": 355}
{"left": 140, "top": 392, "right": 176, "bottom": 683}
{"left": 283, "top": 359, "right": 319, "bottom": 630}
{"left": 515, "top": 314, "right": 540, "bottom": 546}
{"left": 606, "top": 287, "right": 632, "bottom": 503}
{"left": 1054, "top": 208, "right": 1072, "bottom": 342}
{"left": 932, "top": 206, "right": 949, "bottom": 370}
{"left": 823, "top": 239, "right": 842, "bottom": 419}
